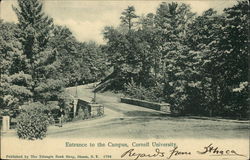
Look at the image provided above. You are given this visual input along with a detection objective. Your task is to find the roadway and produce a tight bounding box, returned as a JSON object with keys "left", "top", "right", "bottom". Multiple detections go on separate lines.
{"left": 46, "top": 84, "right": 249, "bottom": 139}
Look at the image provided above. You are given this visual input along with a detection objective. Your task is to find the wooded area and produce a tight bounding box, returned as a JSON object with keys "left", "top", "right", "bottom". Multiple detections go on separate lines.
{"left": 0, "top": 0, "right": 249, "bottom": 120}
{"left": 102, "top": 1, "right": 249, "bottom": 118}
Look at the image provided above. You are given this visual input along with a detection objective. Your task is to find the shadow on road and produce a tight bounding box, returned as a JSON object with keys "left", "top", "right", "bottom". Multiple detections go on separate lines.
{"left": 124, "top": 110, "right": 169, "bottom": 117}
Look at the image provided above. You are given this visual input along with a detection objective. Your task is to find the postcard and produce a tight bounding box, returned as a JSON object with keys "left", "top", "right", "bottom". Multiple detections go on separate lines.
{"left": 0, "top": 0, "right": 249, "bottom": 159}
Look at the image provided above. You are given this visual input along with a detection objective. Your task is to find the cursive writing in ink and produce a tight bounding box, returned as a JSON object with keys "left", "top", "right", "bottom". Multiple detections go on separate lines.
{"left": 168, "top": 146, "right": 191, "bottom": 159}
{"left": 197, "top": 143, "right": 246, "bottom": 157}
{"left": 121, "top": 148, "right": 164, "bottom": 160}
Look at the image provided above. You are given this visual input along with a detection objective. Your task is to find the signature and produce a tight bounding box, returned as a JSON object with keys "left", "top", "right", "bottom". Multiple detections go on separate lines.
{"left": 197, "top": 143, "right": 246, "bottom": 157}
{"left": 121, "top": 147, "right": 191, "bottom": 160}
{"left": 121, "top": 144, "right": 246, "bottom": 160}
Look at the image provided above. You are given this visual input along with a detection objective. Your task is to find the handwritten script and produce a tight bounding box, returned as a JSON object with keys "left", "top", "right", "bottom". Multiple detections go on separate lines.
{"left": 121, "top": 143, "right": 246, "bottom": 160}
{"left": 197, "top": 143, "right": 246, "bottom": 157}
{"left": 121, "top": 147, "right": 191, "bottom": 160}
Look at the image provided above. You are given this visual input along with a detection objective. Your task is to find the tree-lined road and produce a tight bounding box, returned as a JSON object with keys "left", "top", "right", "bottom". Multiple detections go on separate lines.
{"left": 46, "top": 84, "right": 249, "bottom": 139}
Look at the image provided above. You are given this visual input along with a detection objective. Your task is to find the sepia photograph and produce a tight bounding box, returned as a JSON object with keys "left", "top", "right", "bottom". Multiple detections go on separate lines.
{"left": 0, "top": 0, "right": 249, "bottom": 159}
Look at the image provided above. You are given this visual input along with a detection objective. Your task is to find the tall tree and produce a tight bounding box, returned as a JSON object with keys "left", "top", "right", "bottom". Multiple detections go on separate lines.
{"left": 137, "top": 13, "right": 165, "bottom": 83}
{"left": 155, "top": 2, "right": 197, "bottom": 113}
{"left": 155, "top": 2, "right": 195, "bottom": 43}
{"left": 218, "top": 1, "right": 249, "bottom": 117}
{"left": 120, "top": 6, "right": 138, "bottom": 31}
{"left": 186, "top": 1, "right": 249, "bottom": 117}
{"left": 187, "top": 9, "right": 225, "bottom": 116}
{"left": 12, "top": 0, "right": 65, "bottom": 103}
{"left": 13, "top": 0, "right": 53, "bottom": 63}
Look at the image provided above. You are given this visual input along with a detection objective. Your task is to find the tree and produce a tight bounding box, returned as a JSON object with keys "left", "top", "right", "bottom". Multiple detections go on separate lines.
{"left": 120, "top": 6, "right": 138, "bottom": 31}
{"left": 155, "top": 2, "right": 195, "bottom": 43}
{"left": 138, "top": 13, "right": 155, "bottom": 30}
{"left": 137, "top": 13, "right": 161, "bottom": 82}
{"left": 187, "top": 9, "right": 225, "bottom": 116}
{"left": 45, "top": 25, "right": 78, "bottom": 86}
{"left": 101, "top": 1, "right": 249, "bottom": 118}
{"left": 12, "top": 0, "right": 66, "bottom": 103}
{"left": 218, "top": 1, "right": 249, "bottom": 117}
{"left": 0, "top": 20, "right": 32, "bottom": 113}
{"left": 13, "top": 0, "right": 53, "bottom": 61}
{"left": 154, "top": 2, "right": 197, "bottom": 113}
{"left": 186, "top": 1, "right": 249, "bottom": 118}
{"left": 79, "top": 41, "right": 108, "bottom": 83}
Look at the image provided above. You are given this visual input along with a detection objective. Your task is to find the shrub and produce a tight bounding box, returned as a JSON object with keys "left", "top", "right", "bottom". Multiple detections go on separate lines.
{"left": 16, "top": 102, "right": 50, "bottom": 140}
{"left": 124, "top": 80, "right": 164, "bottom": 103}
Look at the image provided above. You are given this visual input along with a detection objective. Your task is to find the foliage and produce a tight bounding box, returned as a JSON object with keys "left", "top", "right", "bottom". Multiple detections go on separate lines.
{"left": 16, "top": 102, "right": 50, "bottom": 140}
{"left": 11, "top": 0, "right": 64, "bottom": 104}
{"left": 102, "top": 1, "right": 249, "bottom": 118}
{"left": 0, "top": 20, "right": 31, "bottom": 111}
{"left": 1, "top": 0, "right": 108, "bottom": 127}
{"left": 218, "top": 1, "right": 249, "bottom": 118}
{"left": 46, "top": 25, "right": 107, "bottom": 86}
{"left": 120, "top": 6, "right": 138, "bottom": 30}
{"left": 1, "top": 0, "right": 248, "bottom": 121}
{"left": 103, "top": 26, "right": 159, "bottom": 89}
{"left": 125, "top": 79, "right": 164, "bottom": 103}
{"left": 13, "top": 0, "right": 54, "bottom": 58}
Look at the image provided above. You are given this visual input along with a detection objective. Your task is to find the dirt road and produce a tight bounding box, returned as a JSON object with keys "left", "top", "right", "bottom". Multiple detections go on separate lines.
{"left": 46, "top": 84, "right": 249, "bottom": 139}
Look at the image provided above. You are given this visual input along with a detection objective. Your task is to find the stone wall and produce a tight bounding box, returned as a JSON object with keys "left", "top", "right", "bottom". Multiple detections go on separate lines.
{"left": 121, "top": 97, "right": 171, "bottom": 113}
{"left": 89, "top": 103, "right": 104, "bottom": 117}
{"left": 75, "top": 99, "right": 104, "bottom": 119}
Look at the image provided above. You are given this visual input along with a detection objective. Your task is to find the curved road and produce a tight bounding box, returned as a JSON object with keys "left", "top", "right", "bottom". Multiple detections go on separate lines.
{"left": 46, "top": 84, "right": 249, "bottom": 139}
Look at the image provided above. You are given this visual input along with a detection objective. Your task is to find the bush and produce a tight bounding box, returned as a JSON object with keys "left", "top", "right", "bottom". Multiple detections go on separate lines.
{"left": 124, "top": 80, "right": 164, "bottom": 103}
{"left": 16, "top": 103, "right": 50, "bottom": 140}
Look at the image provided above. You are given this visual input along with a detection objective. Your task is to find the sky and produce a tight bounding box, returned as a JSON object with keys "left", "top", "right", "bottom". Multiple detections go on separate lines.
{"left": 0, "top": 0, "right": 238, "bottom": 44}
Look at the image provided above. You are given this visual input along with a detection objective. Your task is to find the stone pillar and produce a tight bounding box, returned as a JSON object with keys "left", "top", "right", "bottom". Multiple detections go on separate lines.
{"left": 73, "top": 99, "right": 78, "bottom": 117}
{"left": 2, "top": 116, "right": 10, "bottom": 131}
